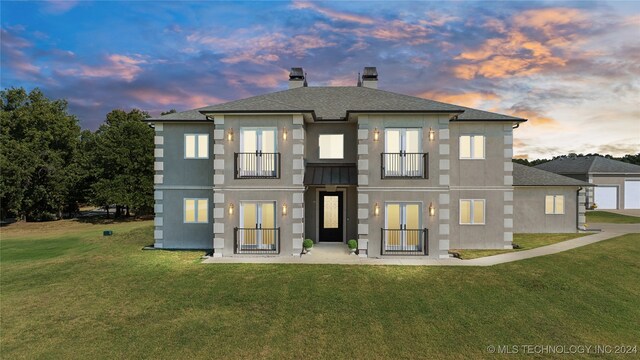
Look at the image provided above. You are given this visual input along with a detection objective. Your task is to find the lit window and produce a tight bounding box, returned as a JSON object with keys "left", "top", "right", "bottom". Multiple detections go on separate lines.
{"left": 545, "top": 195, "right": 564, "bottom": 214}
{"left": 185, "top": 134, "right": 209, "bottom": 159}
{"left": 184, "top": 198, "right": 208, "bottom": 223}
{"left": 319, "top": 134, "right": 344, "bottom": 159}
{"left": 460, "top": 199, "right": 485, "bottom": 225}
{"left": 459, "top": 135, "right": 485, "bottom": 159}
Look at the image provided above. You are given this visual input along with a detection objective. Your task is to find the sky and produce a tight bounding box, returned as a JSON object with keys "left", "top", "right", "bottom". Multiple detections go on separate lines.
{"left": 1, "top": 0, "right": 639, "bottom": 159}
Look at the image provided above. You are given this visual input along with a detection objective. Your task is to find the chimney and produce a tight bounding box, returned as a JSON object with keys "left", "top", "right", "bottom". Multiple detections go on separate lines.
{"left": 361, "top": 67, "right": 378, "bottom": 89}
{"left": 289, "top": 67, "right": 306, "bottom": 89}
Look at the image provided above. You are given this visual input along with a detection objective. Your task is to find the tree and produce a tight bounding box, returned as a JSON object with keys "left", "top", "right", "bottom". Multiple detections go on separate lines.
{"left": 0, "top": 88, "right": 81, "bottom": 220}
{"left": 91, "top": 109, "right": 154, "bottom": 217}
{"left": 161, "top": 109, "right": 177, "bottom": 116}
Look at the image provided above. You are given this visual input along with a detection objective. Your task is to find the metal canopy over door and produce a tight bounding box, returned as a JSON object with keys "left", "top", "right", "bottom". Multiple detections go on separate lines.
{"left": 594, "top": 186, "right": 618, "bottom": 209}
{"left": 624, "top": 180, "right": 640, "bottom": 209}
{"left": 319, "top": 191, "right": 344, "bottom": 242}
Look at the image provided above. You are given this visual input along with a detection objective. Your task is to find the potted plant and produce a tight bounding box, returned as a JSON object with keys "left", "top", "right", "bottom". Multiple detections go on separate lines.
{"left": 303, "top": 239, "right": 314, "bottom": 254}
{"left": 347, "top": 239, "right": 357, "bottom": 255}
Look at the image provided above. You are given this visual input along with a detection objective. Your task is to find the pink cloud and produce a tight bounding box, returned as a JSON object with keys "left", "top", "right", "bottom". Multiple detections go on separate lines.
{"left": 292, "top": 1, "right": 374, "bottom": 25}
{"left": 60, "top": 54, "right": 147, "bottom": 81}
{"left": 128, "top": 88, "right": 225, "bottom": 109}
{"left": 42, "top": 0, "right": 79, "bottom": 14}
{"left": 0, "top": 28, "right": 42, "bottom": 77}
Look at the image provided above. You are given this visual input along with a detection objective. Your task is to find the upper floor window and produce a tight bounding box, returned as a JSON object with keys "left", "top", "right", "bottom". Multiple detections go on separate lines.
{"left": 383, "top": 128, "right": 426, "bottom": 178}
{"left": 185, "top": 134, "right": 209, "bottom": 159}
{"left": 545, "top": 195, "right": 564, "bottom": 214}
{"left": 184, "top": 198, "right": 208, "bottom": 223}
{"left": 319, "top": 134, "right": 344, "bottom": 159}
{"left": 460, "top": 199, "right": 485, "bottom": 225}
{"left": 237, "top": 128, "right": 279, "bottom": 178}
{"left": 459, "top": 135, "right": 485, "bottom": 159}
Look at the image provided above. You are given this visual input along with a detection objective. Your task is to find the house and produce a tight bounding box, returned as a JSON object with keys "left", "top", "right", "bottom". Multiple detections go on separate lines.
{"left": 145, "top": 67, "right": 589, "bottom": 258}
{"left": 512, "top": 163, "right": 592, "bottom": 233}
{"left": 535, "top": 156, "right": 640, "bottom": 210}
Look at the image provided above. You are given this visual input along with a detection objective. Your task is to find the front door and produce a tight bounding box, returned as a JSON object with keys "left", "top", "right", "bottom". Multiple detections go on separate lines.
{"left": 319, "top": 191, "right": 343, "bottom": 242}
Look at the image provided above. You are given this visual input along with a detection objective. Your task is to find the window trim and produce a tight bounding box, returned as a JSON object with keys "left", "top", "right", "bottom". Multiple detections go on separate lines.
{"left": 459, "top": 135, "right": 485, "bottom": 160}
{"left": 545, "top": 195, "right": 565, "bottom": 215}
{"left": 184, "top": 198, "right": 209, "bottom": 224}
{"left": 184, "top": 134, "right": 209, "bottom": 159}
{"left": 459, "top": 199, "right": 486, "bottom": 225}
{"left": 318, "top": 134, "right": 345, "bottom": 159}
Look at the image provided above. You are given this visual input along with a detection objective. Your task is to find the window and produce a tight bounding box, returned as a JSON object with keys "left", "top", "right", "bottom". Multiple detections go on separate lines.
{"left": 238, "top": 201, "right": 277, "bottom": 251}
{"left": 238, "top": 128, "right": 278, "bottom": 178}
{"left": 184, "top": 198, "right": 208, "bottom": 223}
{"left": 459, "top": 135, "right": 485, "bottom": 159}
{"left": 383, "top": 128, "right": 424, "bottom": 177}
{"left": 185, "top": 134, "right": 209, "bottom": 159}
{"left": 545, "top": 195, "right": 565, "bottom": 214}
{"left": 319, "top": 134, "right": 344, "bottom": 159}
{"left": 460, "top": 199, "right": 485, "bottom": 225}
{"left": 384, "top": 202, "right": 423, "bottom": 252}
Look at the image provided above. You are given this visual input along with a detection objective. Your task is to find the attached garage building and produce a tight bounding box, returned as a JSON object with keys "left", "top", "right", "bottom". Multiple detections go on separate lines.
{"left": 535, "top": 156, "right": 640, "bottom": 210}
{"left": 513, "top": 164, "right": 592, "bottom": 233}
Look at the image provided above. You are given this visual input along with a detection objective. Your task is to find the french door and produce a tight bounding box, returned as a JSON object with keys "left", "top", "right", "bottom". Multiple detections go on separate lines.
{"left": 384, "top": 202, "right": 421, "bottom": 251}
{"left": 240, "top": 202, "right": 276, "bottom": 250}
{"left": 239, "top": 128, "right": 277, "bottom": 177}
{"left": 384, "top": 129, "right": 422, "bottom": 177}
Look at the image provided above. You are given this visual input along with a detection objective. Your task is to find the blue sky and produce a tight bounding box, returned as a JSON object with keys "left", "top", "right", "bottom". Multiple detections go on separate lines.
{"left": 2, "top": 0, "right": 639, "bottom": 159}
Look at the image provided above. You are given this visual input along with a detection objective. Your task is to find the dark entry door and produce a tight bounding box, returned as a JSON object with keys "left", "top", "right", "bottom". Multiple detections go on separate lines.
{"left": 319, "top": 191, "right": 343, "bottom": 242}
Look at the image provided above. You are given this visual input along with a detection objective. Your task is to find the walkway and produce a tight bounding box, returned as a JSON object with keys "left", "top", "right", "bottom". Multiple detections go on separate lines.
{"left": 202, "top": 224, "right": 638, "bottom": 266}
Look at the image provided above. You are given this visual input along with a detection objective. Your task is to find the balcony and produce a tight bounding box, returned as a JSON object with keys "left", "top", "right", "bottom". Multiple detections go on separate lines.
{"left": 381, "top": 152, "right": 428, "bottom": 179}
{"left": 234, "top": 227, "right": 280, "bottom": 254}
{"left": 235, "top": 152, "right": 281, "bottom": 179}
{"left": 381, "top": 228, "right": 428, "bottom": 255}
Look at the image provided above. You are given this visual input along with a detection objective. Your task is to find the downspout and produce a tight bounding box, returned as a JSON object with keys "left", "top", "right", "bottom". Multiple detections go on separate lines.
{"left": 512, "top": 123, "right": 520, "bottom": 129}
{"left": 577, "top": 186, "right": 583, "bottom": 230}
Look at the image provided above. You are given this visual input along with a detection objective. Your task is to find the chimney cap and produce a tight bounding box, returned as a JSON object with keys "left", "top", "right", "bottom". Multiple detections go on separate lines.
{"left": 289, "top": 67, "right": 305, "bottom": 80}
{"left": 362, "top": 67, "right": 378, "bottom": 80}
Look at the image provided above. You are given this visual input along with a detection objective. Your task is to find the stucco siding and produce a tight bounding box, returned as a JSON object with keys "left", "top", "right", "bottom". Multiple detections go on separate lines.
{"left": 161, "top": 189, "right": 213, "bottom": 249}
{"left": 513, "top": 186, "right": 579, "bottom": 233}
{"left": 161, "top": 123, "right": 214, "bottom": 187}
{"left": 449, "top": 190, "right": 507, "bottom": 249}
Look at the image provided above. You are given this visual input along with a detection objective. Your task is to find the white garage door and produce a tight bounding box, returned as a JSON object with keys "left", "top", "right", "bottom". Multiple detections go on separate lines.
{"left": 624, "top": 180, "right": 640, "bottom": 209}
{"left": 595, "top": 186, "right": 618, "bottom": 209}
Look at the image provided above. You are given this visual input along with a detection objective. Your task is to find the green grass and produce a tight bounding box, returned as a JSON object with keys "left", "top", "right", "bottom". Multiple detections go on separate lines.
{"left": 1, "top": 223, "right": 639, "bottom": 359}
{"left": 587, "top": 211, "right": 640, "bottom": 224}
{"left": 452, "top": 233, "right": 591, "bottom": 260}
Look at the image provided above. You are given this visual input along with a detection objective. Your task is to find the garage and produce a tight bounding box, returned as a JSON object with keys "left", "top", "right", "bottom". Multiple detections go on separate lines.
{"left": 594, "top": 186, "right": 618, "bottom": 209}
{"left": 624, "top": 180, "right": 640, "bottom": 209}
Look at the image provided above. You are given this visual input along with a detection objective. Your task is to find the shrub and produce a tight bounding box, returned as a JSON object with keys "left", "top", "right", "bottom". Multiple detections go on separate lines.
{"left": 347, "top": 239, "right": 357, "bottom": 249}
{"left": 303, "top": 239, "right": 314, "bottom": 249}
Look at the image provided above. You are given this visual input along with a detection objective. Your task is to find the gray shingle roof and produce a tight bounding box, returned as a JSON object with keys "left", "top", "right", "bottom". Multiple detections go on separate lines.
{"left": 534, "top": 156, "right": 640, "bottom": 175}
{"left": 513, "top": 163, "right": 592, "bottom": 186}
{"left": 148, "top": 86, "right": 525, "bottom": 122}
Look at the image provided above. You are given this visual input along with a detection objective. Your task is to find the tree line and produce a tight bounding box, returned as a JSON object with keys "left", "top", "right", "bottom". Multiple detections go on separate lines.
{"left": 513, "top": 153, "right": 640, "bottom": 167}
{"left": 1, "top": 87, "right": 155, "bottom": 221}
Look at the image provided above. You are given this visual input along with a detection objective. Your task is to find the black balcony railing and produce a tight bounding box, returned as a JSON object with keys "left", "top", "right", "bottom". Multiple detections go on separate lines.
{"left": 381, "top": 152, "right": 428, "bottom": 179}
{"left": 235, "top": 152, "right": 281, "bottom": 179}
{"left": 234, "top": 227, "right": 280, "bottom": 254}
{"left": 381, "top": 228, "right": 428, "bottom": 255}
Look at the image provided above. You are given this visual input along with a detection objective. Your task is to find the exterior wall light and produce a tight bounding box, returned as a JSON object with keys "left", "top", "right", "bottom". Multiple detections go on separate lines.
{"left": 227, "top": 128, "right": 234, "bottom": 141}
{"left": 283, "top": 127, "right": 288, "bottom": 140}
{"left": 429, "top": 202, "right": 435, "bottom": 216}
{"left": 282, "top": 203, "right": 288, "bottom": 216}
{"left": 374, "top": 202, "right": 380, "bottom": 216}
{"left": 429, "top": 127, "right": 435, "bottom": 141}
{"left": 373, "top": 128, "right": 380, "bottom": 141}
{"left": 228, "top": 203, "right": 234, "bottom": 216}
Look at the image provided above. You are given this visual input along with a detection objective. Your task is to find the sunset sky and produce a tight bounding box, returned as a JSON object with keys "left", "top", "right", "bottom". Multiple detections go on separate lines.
{"left": 2, "top": 0, "right": 639, "bottom": 159}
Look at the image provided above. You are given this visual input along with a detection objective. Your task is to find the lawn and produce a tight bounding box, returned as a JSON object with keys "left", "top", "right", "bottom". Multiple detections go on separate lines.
{"left": 1, "top": 222, "right": 639, "bottom": 359}
{"left": 452, "top": 233, "right": 591, "bottom": 260}
{"left": 587, "top": 211, "right": 640, "bottom": 224}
